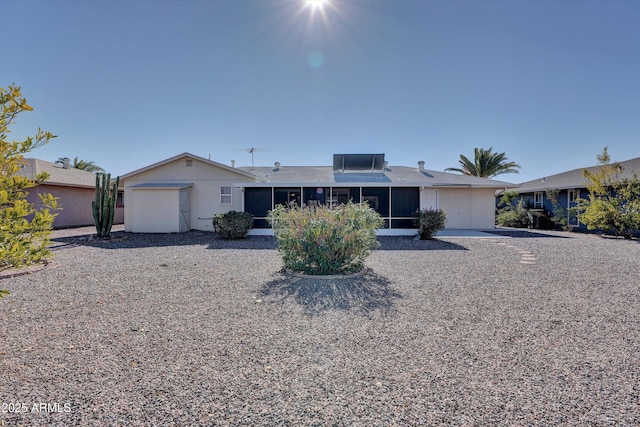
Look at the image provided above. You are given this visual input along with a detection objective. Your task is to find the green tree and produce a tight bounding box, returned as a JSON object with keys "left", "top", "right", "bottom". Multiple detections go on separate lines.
{"left": 55, "top": 156, "right": 105, "bottom": 173}
{"left": 597, "top": 146, "right": 611, "bottom": 164}
{"left": 446, "top": 147, "right": 521, "bottom": 178}
{"left": 497, "top": 190, "right": 521, "bottom": 210}
{"left": 578, "top": 147, "right": 640, "bottom": 238}
{"left": 546, "top": 189, "right": 569, "bottom": 230}
{"left": 1, "top": 84, "right": 58, "bottom": 276}
{"left": 496, "top": 191, "right": 531, "bottom": 228}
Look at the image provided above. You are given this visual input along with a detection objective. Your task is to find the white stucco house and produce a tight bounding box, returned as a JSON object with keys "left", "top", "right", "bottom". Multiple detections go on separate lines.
{"left": 120, "top": 153, "right": 260, "bottom": 233}
{"left": 120, "top": 152, "right": 517, "bottom": 234}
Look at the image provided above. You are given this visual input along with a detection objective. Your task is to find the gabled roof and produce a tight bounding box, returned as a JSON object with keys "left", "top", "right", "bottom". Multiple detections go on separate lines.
{"left": 238, "top": 164, "right": 516, "bottom": 188}
{"left": 120, "top": 152, "right": 262, "bottom": 181}
{"left": 18, "top": 158, "right": 99, "bottom": 189}
{"left": 517, "top": 156, "right": 640, "bottom": 193}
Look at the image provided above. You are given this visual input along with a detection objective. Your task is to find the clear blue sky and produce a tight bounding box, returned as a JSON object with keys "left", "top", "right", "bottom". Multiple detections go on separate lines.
{"left": 1, "top": 0, "right": 639, "bottom": 183}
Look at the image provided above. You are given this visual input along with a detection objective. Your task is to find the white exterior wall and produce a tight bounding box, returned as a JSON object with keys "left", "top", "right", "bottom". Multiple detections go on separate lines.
{"left": 419, "top": 189, "right": 439, "bottom": 210}
{"left": 438, "top": 188, "right": 496, "bottom": 229}
{"left": 470, "top": 188, "right": 497, "bottom": 228}
{"left": 123, "top": 158, "right": 255, "bottom": 232}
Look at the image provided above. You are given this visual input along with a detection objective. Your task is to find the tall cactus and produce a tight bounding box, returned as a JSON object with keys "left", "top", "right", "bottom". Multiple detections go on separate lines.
{"left": 92, "top": 173, "right": 120, "bottom": 238}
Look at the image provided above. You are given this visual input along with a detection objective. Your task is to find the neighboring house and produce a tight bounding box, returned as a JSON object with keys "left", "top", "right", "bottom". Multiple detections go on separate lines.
{"left": 502, "top": 156, "right": 640, "bottom": 230}
{"left": 121, "top": 152, "right": 516, "bottom": 234}
{"left": 18, "top": 158, "right": 124, "bottom": 229}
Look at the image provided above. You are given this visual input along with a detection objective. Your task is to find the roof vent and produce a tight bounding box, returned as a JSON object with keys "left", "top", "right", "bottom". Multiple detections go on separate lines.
{"left": 418, "top": 161, "right": 425, "bottom": 172}
{"left": 62, "top": 157, "right": 71, "bottom": 169}
{"left": 274, "top": 161, "right": 281, "bottom": 171}
{"left": 231, "top": 160, "right": 236, "bottom": 168}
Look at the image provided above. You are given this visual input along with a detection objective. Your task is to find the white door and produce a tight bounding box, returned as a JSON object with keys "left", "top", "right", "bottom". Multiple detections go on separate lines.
{"left": 179, "top": 189, "right": 191, "bottom": 232}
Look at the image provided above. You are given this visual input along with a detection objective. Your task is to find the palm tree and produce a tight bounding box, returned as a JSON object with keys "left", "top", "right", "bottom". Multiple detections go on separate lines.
{"left": 55, "top": 156, "right": 105, "bottom": 173}
{"left": 445, "top": 147, "right": 521, "bottom": 178}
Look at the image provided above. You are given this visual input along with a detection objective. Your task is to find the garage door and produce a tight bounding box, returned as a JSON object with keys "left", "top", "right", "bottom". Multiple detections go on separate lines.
{"left": 132, "top": 189, "right": 178, "bottom": 233}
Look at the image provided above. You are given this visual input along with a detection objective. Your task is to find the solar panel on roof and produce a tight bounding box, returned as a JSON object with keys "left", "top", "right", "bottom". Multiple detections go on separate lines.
{"left": 333, "top": 173, "right": 391, "bottom": 183}
{"left": 333, "top": 154, "right": 385, "bottom": 173}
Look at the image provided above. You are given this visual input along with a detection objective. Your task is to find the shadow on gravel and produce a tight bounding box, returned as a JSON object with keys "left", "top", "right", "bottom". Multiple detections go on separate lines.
{"left": 375, "top": 236, "right": 468, "bottom": 251}
{"left": 50, "top": 233, "right": 467, "bottom": 252}
{"left": 260, "top": 269, "right": 401, "bottom": 316}
{"left": 485, "top": 229, "right": 571, "bottom": 238}
{"left": 50, "top": 231, "right": 278, "bottom": 250}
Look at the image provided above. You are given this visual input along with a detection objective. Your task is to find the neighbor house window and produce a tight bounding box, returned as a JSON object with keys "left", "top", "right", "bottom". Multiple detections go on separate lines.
{"left": 221, "top": 186, "right": 232, "bottom": 204}
{"left": 568, "top": 190, "right": 579, "bottom": 204}
{"left": 568, "top": 190, "right": 579, "bottom": 227}
{"left": 534, "top": 192, "right": 543, "bottom": 209}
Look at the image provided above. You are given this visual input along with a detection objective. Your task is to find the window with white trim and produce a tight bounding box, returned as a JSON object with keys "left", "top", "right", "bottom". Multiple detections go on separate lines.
{"left": 221, "top": 186, "right": 232, "bottom": 204}
{"left": 568, "top": 190, "right": 579, "bottom": 204}
{"left": 534, "top": 192, "right": 543, "bottom": 209}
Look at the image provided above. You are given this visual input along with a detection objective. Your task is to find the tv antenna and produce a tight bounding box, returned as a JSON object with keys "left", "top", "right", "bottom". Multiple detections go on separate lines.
{"left": 233, "top": 147, "right": 270, "bottom": 168}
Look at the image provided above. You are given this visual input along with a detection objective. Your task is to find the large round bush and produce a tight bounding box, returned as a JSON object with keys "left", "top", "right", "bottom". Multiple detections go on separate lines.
{"left": 268, "top": 202, "right": 383, "bottom": 275}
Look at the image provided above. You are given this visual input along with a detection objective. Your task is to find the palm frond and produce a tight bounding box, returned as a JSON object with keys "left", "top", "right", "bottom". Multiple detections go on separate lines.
{"left": 446, "top": 147, "right": 520, "bottom": 178}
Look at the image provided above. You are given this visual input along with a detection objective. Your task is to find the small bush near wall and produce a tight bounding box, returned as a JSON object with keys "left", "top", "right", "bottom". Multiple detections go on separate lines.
{"left": 213, "top": 211, "right": 253, "bottom": 239}
{"left": 413, "top": 208, "right": 447, "bottom": 240}
{"left": 268, "top": 202, "right": 383, "bottom": 275}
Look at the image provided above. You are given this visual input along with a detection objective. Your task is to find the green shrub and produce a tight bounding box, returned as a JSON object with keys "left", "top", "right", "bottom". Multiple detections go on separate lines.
{"left": 213, "top": 211, "right": 253, "bottom": 239}
{"left": 580, "top": 190, "right": 640, "bottom": 238}
{"left": 496, "top": 200, "right": 531, "bottom": 228}
{"left": 1, "top": 84, "right": 57, "bottom": 274}
{"left": 413, "top": 208, "right": 447, "bottom": 240}
{"left": 497, "top": 190, "right": 520, "bottom": 211}
{"left": 546, "top": 189, "right": 570, "bottom": 230}
{"left": 268, "top": 201, "right": 383, "bottom": 275}
{"left": 577, "top": 149, "right": 640, "bottom": 238}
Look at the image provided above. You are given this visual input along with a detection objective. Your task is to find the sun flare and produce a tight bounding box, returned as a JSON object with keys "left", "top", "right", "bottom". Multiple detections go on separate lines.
{"left": 306, "top": 0, "right": 329, "bottom": 10}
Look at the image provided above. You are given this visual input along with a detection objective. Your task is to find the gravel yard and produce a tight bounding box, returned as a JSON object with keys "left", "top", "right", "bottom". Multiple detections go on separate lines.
{"left": 1, "top": 227, "right": 639, "bottom": 426}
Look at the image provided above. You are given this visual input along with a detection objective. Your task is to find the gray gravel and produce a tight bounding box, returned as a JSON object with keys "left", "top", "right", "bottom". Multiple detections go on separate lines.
{"left": 1, "top": 227, "right": 639, "bottom": 426}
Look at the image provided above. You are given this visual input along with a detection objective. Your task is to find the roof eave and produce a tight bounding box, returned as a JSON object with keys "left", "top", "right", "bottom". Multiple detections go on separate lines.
{"left": 120, "top": 152, "right": 265, "bottom": 182}
{"left": 233, "top": 182, "right": 520, "bottom": 188}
